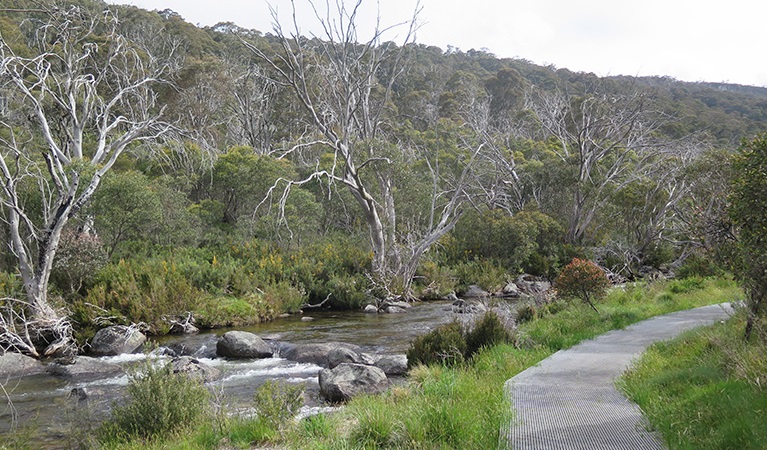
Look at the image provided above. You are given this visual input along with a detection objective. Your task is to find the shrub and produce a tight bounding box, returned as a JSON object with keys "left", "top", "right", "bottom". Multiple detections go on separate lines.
{"left": 407, "top": 321, "right": 467, "bottom": 367}
{"left": 555, "top": 258, "right": 611, "bottom": 313}
{"left": 465, "top": 311, "right": 513, "bottom": 356}
{"left": 676, "top": 253, "right": 724, "bottom": 279}
{"left": 516, "top": 304, "right": 537, "bottom": 323}
{"left": 452, "top": 259, "right": 509, "bottom": 293}
{"left": 253, "top": 380, "right": 305, "bottom": 429}
{"left": 263, "top": 281, "right": 306, "bottom": 314}
{"left": 408, "top": 312, "right": 514, "bottom": 367}
{"left": 50, "top": 229, "right": 107, "bottom": 297}
{"left": 98, "top": 362, "right": 211, "bottom": 443}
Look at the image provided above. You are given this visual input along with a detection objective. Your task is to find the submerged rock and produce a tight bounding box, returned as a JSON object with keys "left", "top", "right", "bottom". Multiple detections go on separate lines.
{"left": 319, "top": 363, "right": 388, "bottom": 402}
{"left": 46, "top": 356, "right": 123, "bottom": 381}
{"left": 216, "top": 331, "right": 273, "bottom": 359}
{"left": 89, "top": 325, "right": 146, "bottom": 356}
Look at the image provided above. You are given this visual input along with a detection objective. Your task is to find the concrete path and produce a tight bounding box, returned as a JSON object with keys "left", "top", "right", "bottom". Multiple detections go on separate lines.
{"left": 502, "top": 303, "right": 734, "bottom": 450}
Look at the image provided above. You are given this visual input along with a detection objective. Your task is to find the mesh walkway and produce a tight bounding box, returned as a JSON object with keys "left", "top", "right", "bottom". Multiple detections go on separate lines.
{"left": 502, "top": 303, "right": 734, "bottom": 450}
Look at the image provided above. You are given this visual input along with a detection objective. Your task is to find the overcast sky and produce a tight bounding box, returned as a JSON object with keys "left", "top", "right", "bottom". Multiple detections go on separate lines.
{"left": 105, "top": 0, "right": 767, "bottom": 87}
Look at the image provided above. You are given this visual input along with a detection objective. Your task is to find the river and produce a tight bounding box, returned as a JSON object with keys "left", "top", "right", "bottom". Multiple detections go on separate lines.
{"left": 1, "top": 300, "right": 455, "bottom": 447}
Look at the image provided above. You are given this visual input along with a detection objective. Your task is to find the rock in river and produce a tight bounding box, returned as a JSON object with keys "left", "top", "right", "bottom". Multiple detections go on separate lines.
{"left": 46, "top": 356, "right": 123, "bottom": 381}
{"left": 373, "top": 354, "right": 408, "bottom": 376}
{"left": 216, "top": 331, "right": 273, "bottom": 359}
{"left": 89, "top": 325, "right": 146, "bottom": 356}
{"left": 0, "top": 352, "right": 46, "bottom": 377}
{"left": 170, "top": 356, "right": 221, "bottom": 382}
{"left": 319, "top": 363, "right": 388, "bottom": 402}
{"left": 284, "top": 342, "right": 362, "bottom": 367}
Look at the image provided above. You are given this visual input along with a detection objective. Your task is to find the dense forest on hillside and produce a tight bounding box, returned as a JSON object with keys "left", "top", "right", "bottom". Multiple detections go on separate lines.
{"left": 0, "top": 0, "right": 765, "bottom": 354}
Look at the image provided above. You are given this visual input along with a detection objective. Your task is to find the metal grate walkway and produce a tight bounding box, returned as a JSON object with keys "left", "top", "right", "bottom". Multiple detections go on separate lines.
{"left": 502, "top": 303, "right": 734, "bottom": 450}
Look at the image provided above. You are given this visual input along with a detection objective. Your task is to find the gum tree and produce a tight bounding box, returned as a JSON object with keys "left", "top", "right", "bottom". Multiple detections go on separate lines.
{"left": 0, "top": 4, "right": 176, "bottom": 356}
{"left": 247, "top": 0, "right": 479, "bottom": 296}
{"left": 730, "top": 133, "right": 767, "bottom": 340}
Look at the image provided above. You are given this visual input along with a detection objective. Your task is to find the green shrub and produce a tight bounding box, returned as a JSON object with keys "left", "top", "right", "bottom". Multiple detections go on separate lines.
{"left": 84, "top": 258, "right": 203, "bottom": 333}
{"left": 194, "top": 295, "right": 274, "bottom": 328}
{"left": 516, "top": 304, "right": 537, "bottom": 323}
{"left": 407, "top": 321, "right": 467, "bottom": 367}
{"left": 98, "top": 362, "right": 211, "bottom": 443}
{"left": 465, "top": 311, "right": 513, "bottom": 356}
{"left": 408, "top": 312, "right": 513, "bottom": 367}
{"left": 253, "top": 380, "right": 305, "bottom": 429}
{"left": 0, "top": 272, "right": 23, "bottom": 298}
{"left": 413, "top": 259, "right": 457, "bottom": 300}
{"left": 263, "top": 281, "right": 306, "bottom": 314}
{"left": 50, "top": 229, "right": 107, "bottom": 297}
{"left": 667, "top": 277, "right": 706, "bottom": 294}
{"left": 452, "top": 259, "right": 509, "bottom": 293}
{"left": 676, "top": 253, "right": 724, "bottom": 279}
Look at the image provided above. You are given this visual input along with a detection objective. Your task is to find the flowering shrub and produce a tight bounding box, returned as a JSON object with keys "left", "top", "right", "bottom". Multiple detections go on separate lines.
{"left": 554, "top": 258, "right": 610, "bottom": 313}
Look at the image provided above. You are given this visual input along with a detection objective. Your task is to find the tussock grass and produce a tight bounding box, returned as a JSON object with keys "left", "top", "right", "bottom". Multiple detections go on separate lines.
{"left": 620, "top": 311, "right": 767, "bottom": 450}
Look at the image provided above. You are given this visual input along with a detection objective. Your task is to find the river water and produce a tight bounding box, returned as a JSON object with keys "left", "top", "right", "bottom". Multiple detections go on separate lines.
{"left": 1, "top": 300, "right": 455, "bottom": 446}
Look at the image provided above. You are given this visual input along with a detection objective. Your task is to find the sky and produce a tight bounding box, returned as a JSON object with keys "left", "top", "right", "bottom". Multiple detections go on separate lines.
{"left": 105, "top": 0, "right": 767, "bottom": 87}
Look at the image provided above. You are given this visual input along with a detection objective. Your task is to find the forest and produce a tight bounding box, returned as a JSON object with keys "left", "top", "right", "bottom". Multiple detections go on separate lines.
{"left": 0, "top": 0, "right": 765, "bottom": 355}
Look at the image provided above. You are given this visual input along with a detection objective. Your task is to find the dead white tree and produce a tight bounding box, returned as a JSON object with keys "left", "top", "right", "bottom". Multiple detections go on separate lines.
{"left": 247, "top": 0, "right": 448, "bottom": 289}
{"left": 0, "top": 4, "right": 176, "bottom": 356}
{"left": 525, "top": 89, "right": 670, "bottom": 244}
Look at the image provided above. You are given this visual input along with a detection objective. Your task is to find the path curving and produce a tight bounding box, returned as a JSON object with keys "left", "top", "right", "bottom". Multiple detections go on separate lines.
{"left": 502, "top": 303, "right": 734, "bottom": 450}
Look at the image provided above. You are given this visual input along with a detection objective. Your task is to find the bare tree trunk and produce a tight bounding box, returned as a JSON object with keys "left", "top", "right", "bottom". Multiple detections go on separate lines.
{"left": 0, "top": 4, "right": 177, "bottom": 356}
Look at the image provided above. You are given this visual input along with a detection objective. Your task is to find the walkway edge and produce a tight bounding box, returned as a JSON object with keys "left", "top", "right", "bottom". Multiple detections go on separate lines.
{"left": 501, "top": 303, "right": 734, "bottom": 450}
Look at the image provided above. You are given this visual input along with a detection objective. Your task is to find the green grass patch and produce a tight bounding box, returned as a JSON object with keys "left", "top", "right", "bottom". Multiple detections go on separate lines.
{"left": 620, "top": 312, "right": 767, "bottom": 450}
{"left": 520, "top": 277, "right": 742, "bottom": 351}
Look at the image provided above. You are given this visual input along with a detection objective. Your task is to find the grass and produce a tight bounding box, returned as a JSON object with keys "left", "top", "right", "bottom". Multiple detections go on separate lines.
{"left": 620, "top": 311, "right": 767, "bottom": 450}
{"left": 520, "top": 277, "right": 740, "bottom": 351}
{"left": 45, "top": 276, "right": 742, "bottom": 449}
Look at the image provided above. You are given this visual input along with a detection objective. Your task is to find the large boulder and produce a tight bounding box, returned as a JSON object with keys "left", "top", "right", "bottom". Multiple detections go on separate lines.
{"left": 216, "top": 331, "right": 273, "bottom": 358}
{"left": 516, "top": 274, "right": 552, "bottom": 295}
{"left": 0, "top": 352, "right": 46, "bottom": 377}
{"left": 327, "top": 347, "right": 375, "bottom": 369}
{"left": 373, "top": 354, "right": 408, "bottom": 376}
{"left": 319, "top": 363, "right": 388, "bottom": 402}
{"left": 462, "top": 285, "right": 490, "bottom": 299}
{"left": 167, "top": 335, "right": 218, "bottom": 359}
{"left": 284, "top": 342, "right": 361, "bottom": 367}
{"left": 170, "top": 356, "right": 221, "bottom": 383}
{"left": 89, "top": 325, "right": 146, "bottom": 356}
{"left": 46, "top": 356, "right": 123, "bottom": 381}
